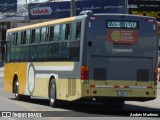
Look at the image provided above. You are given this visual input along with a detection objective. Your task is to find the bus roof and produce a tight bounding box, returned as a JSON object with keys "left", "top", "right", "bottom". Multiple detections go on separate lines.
{"left": 7, "top": 13, "right": 156, "bottom": 33}
{"left": 95, "top": 13, "right": 156, "bottom": 19}
{"left": 7, "top": 15, "right": 86, "bottom": 33}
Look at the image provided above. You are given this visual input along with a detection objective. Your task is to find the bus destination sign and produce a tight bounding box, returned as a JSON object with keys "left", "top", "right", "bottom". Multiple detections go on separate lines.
{"left": 106, "top": 20, "right": 139, "bottom": 29}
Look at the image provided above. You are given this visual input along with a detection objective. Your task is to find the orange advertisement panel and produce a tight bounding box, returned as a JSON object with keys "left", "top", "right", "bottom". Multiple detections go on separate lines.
{"left": 107, "top": 29, "right": 138, "bottom": 44}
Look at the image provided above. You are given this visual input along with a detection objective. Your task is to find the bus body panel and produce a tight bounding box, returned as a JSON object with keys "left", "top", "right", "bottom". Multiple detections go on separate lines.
{"left": 81, "top": 14, "right": 158, "bottom": 101}
{"left": 4, "top": 63, "right": 28, "bottom": 94}
{"left": 4, "top": 62, "right": 82, "bottom": 101}
{"left": 32, "top": 62, "right": 82, "bottom": 100}
{"left": 4, "top": 15, "right": 85, "bottom": 101}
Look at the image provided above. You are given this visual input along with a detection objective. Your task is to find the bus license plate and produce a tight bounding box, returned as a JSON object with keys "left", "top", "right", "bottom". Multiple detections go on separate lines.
{"left": 118, "top": 91, "right": 127, "bottom": 97}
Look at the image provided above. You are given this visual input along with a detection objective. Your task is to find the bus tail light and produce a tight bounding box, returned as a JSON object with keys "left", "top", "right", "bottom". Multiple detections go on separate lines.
{"left": 81, "top": 66, "right": 89, "bottom": 80}
{"left": 154, "top": 68, "right": 158, "bottom": 81}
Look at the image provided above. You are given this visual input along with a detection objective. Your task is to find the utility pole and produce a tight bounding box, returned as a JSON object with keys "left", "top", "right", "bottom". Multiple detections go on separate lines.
{"left": 71, "top": 0, "right": 76, "bottom": 16}
{"left": 125, "top": 0, "right": 128, "bottom": 14}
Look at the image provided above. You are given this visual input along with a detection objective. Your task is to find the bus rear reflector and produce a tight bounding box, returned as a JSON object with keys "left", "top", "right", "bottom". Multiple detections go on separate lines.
{"left": 154, "top": 68, "right": 158, "bottom": 81}
{"left": 124, "top": 86, "right": 129, "bottom": 88}
{"left": 147, "top": 86, "right": 152, "bottom": 89}
{"left": 115, "top": 85, "right": 120, "bottom": 88}
{"left": 81, "top": 66, "right": 89, "bottom": 80}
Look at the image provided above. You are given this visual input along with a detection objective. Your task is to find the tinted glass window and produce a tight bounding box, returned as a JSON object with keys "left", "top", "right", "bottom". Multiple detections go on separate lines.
{"left": 9, "top": 48, "right": 14, "bottom": 62}
{"left": 39, "top": 44, "right": 48, "bottom": 61}
{"left": 35, "top": 28, "right": 40, "bottom": 43}
{"left": 22, "top": 31, "right": 26, "bottom": 44}
{"left": 31, "top": 29, "right": 35, "bottom": 43}
{"left": 41, "top": 27, "right": 48, "bottom": 42}
{"left": 76, "top": 22, "right": 81, "bottom": 39}
{"left": 17, "top": 32, "right": 22, "bottom": 45}
{"left": 26, "top": 30, "right": 30, "bottom": 44}
{"left": 54, "top": 25, "right": 60, "bottom": 41}
{"left": 48, "top": 43, "right": 59, "bottom": 60}
{"left": 30, "top": 45, "right": 39, "bottom": 61}
{"left": 13, "top": 33, "right": 18, "bottom": 46}
{"left": 65, "top": 24, "right": 71, "bottom": 40}
{"left": 8, "top": 21, "right": 81, "bottom": 62}
{"left": 22, "top": 46, "right": 29, "bottom": 61}
{"left": 49, "top": 26, "right": 54, "bottom": 41}
{"left": 71, "top": 22, "right": 76, "bottom": 40}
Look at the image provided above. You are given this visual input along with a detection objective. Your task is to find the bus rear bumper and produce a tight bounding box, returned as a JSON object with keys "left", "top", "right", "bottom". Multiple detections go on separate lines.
{"left": 78, "top": 96, "right": 156, "bottom": 102}
{"left": 81, "top": 88, "right": 157, "bottom": 102}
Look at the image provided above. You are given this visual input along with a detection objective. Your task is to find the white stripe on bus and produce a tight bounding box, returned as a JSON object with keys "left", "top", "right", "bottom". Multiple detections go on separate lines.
{"left": 35, "top": 73, "right": 58, "bottom": 79}
{"left": 99, "top": 85, "right": 114, "bottom": 88}
{"left": 34, "top": 66, "right": 74, "bottom": 71}
{"left": 129, "top": 86, "right": 147, "bottom": 89}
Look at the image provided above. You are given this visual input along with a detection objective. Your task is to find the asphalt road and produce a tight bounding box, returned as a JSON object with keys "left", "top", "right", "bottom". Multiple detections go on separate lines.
{"left": 0, "top": 76, "right": 160, "bottom": 120}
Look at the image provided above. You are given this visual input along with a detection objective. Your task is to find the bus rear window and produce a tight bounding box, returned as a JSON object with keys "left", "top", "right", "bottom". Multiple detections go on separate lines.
{"left": 106, "top": 20, "right": 139, "bottom": 29}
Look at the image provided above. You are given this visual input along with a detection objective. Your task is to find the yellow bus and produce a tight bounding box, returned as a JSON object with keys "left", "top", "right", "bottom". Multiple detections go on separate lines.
{"left": 4, "top": 11, "right": 158, "bottom": 108}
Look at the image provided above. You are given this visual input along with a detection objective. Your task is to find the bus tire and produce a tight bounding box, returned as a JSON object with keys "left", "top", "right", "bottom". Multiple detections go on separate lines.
{"left": 13, "top": 77, "right": 30, "bottom": 100}
{"left": 49, "top": 79, "right": 59, "bottom": 107}
{"left": 13, "top": 77, "right": 21, "bottom": 100}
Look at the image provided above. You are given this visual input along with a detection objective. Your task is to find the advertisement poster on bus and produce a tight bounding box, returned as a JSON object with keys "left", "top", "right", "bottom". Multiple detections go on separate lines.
{"left": 107, "top": 29, "right": 138, "bottom": 44}
{"left": 28, "top": 0, "right": 125, "bottom": 20}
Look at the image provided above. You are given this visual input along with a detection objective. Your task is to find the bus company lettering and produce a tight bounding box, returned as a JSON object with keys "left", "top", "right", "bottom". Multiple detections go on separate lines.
{"left": 113, "top": 48, "right": 133, "bottom": 53}
{"left": 30, "top": 7, "right": 52, "bottom": 15}
{"left": 131, "top": 11, "right": 160, "bottom": 19}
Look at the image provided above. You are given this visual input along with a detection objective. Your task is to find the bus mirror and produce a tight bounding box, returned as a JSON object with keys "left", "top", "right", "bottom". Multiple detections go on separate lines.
{"left": 1, "top": 40, "right": 6, "bottom": 46}
{"left": 0, "top": 40, "right": 10, "bottom": 46}
{"left": 5, "top": 40, "right": 10, "bottom": 44}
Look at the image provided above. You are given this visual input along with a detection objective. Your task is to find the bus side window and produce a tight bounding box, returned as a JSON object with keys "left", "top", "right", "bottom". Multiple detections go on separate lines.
{"left": 17, "top": 31, "right": 22, "bottom": 45}
{"left": 26, "top": 30, "right": 31, "bottom": 44}
{"left": 11, "top": 33, "right": 15, "bottom": 46}
{"left": 71, "top": 22, "right": 76, "bottom": 40}
{"left": 22, "top": 31, "right": 26, "bottom": 44}
{"left": 61, "top": 24, "right": 65, "bottom": 40}
{"left": 76, "top": 22, "right": 81, "bottom": 39}
{"left": 65, "top": 23, "right": 71, "bottom": 40}
{"left": 35, "top": 28, "right": 41, "bottom": 43}
{"left": 12, "top": 33, "right": 17, "bottom": 46}
{"left": 41, "top": 27, "right": 48, "bottom": 42}
{"left": 31, "top": 29, "right": 35, "bottom": 43}
{"left": 54, "top": 25, "right": 60, "bottom": 41}
{"left": 49, "top": 26, "right": 54, "bottom": 42}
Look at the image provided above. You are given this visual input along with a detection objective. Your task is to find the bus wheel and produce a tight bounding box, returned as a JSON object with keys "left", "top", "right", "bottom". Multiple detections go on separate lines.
{"left": 49, "top": 79, "right": 58, "bottom": 107}
{"left": 13, "top": 78, "right": 31, "bottom": 100}
{"left": 13, "top": 78, "right": 21, "bottom": 100}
